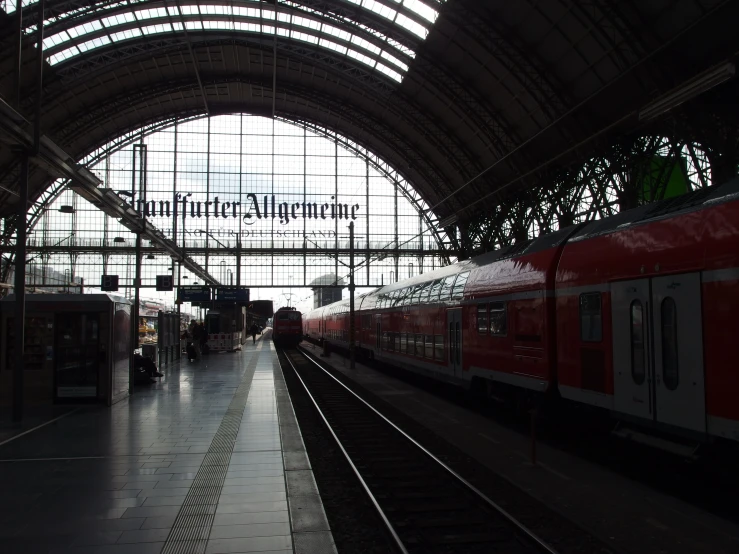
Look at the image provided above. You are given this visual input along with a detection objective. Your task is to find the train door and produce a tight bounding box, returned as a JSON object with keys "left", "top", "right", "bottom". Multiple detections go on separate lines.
{"left": 447, "top": 309, "right": 462, "bottom": 376}
{"left": 651, "top": 273, "right": 705, "bottom": 433}
{"left": 611, "top": 273, "right": 705, "bottom": 433}
{"left": 612, "top": 279, "right": 652, "bottom": 421}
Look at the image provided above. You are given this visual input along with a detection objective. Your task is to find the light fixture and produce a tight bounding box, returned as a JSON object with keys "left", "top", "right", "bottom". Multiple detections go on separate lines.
{"left": 183, "top": 276, "right": 189, "bottom": 279}
{"left": 113, "top": 237, "right": 125, "bottom": 243}
{"left": 639, "top": 61, "right": 735, "bottom": 121}
{"left": 146, "top": 254, "right": 155, "bottom": 260}
{"left": 58, "top": 205, "right": 75, "bottom": 214}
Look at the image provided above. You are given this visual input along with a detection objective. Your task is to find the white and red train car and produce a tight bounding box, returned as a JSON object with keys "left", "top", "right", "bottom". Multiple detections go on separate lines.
{"left": 304, "top": 179, "right": 739, "bottom": 443}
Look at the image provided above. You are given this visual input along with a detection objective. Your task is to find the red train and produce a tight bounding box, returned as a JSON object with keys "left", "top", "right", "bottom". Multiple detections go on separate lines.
{"left": 272, "top": 306, "right": 303, "bottom": 347}
{"left": 305, "top": 179, "right": 739, "bottom": 444}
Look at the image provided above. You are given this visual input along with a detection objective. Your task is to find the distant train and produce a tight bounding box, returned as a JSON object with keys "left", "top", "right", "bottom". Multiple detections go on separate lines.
{"left": 305, "top": 178, "right": 739, "bottom": 444}
{"left": 272, "top": 307, "right": 303, "bottom": 347}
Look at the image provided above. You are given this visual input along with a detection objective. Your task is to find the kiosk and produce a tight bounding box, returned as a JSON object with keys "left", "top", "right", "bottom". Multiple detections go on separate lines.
{"left": 0, "top": 294, "right": 133, "bottom": 407}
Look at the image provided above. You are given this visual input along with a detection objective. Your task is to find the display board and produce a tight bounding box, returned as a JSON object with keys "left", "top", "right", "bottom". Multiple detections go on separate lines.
{"left": 177, "top": 285, "right": 212, "bottom": 302}
{"left": 215, "top": 287, "right": 249, "bottom": 302}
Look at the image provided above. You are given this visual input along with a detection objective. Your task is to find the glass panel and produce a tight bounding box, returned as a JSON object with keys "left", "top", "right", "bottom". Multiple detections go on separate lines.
{"left": 477, "top": 303, "right": 488, "bottom": 333}
{"left": 429, "top": 279, "right": 443, "bottom": 302}
{"left": 434, "top": 335, "right": 444, "bottom": 360}
{"left": 406, "top": 332, "right": 414, "bottom": 355}
{"left": 489, "top": 302, "right": 507, "bottom": 335}
{"left": 418, "top": 281, "right": 434, "bottom": 304}
{"left": 661, "top": 297, "right": 679, "bottom": 390}
{"left": 424, "top": 335, "right": 434, "bottom": 358}
{"left": 411, "top": 285, "right": 424, "bottom": 304}
{"left": 451, "top": 271, "right": 469, "bottom": 300}
{"left": 415, "top": 334, "right": 423, "bottom": 357}
{"left": 381, "top": 331, "right": 388, "bottom": 350}
{"left": 399, "top": 332, "right": 407, "bottom": 353}
{"left": 630, "top": 300, "right": 645, "bottom": 385}
{"left": 579, "top": 293, "right": 602, "bottom": 342}
{"left": 439, "top": 276, "right": 455, "bottom": 301}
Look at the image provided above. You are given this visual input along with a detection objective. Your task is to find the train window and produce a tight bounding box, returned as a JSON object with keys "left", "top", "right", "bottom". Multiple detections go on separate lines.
{"left": 429, "top": 279, "right": 443, "bottom": 302}
{"left": 404, "top": 287, "right": 414, "bottom": 306}
{"left": 389, "top": 290, "right": 400, "bottom": 307}
{"left": 477, "top": 304, "right": 488, "bottom": 333}
{"left": 419, "top": 281, "right": 434, "bottom": 303}
{"left": 410, "top": 285, "right": 423, "bottom": 304}
{"left": 434, "top": 335, "right": 444, "bottom": 360}
{"left": 439, "top": 276, "right": 455, "bottom": 301}
{"left": 406, "top": 333, "right": 414, "bottom": 355}
{"left": 630, "top": 301, "right": 646, "bottom": 385}
{"left": 489, "top": 302, "right": 507, "bottom": 335}
{"left": 424, "top": 335, "right": 434, "bottom": 358}
{"left": 399, "top": 333, "right": 407, "bottom": 353}
{"left": 451, "top": 272, "right": 470, "bottom": 300}
{"left": 579, "top": 293, "right": 602, "bottom": 342}
{"left": 382, "top": 332, "right": 388, "bottom": 350}
{"left": 661, "top": 297, "right": 679, "bottom": 390}
{"left": 415, "top": 334, "right": 424, "bottom": 357}
{"left": 398, "top": 287, "right": 410, "bottom": 306}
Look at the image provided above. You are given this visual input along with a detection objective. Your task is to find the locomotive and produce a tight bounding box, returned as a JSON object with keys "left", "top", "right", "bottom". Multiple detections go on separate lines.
{"left": 304, "top": 178, "right": 739, "bottom": 444}
{"left": 272, "top": 306, "right": 303, "bottom": 347}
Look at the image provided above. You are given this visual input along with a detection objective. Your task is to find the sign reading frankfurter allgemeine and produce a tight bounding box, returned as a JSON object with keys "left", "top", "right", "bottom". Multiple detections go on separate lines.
{"left": 134, "top": 193, "right": 360, "bottom": 226}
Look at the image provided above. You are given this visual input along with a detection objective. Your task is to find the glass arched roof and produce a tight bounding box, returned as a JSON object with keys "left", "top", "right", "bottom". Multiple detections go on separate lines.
{"left": 5, "top": 0, "right": 444, "bottom": 83}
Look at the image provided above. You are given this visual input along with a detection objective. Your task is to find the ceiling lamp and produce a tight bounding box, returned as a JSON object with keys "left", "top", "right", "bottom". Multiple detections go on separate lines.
{"left": 639, "top": 61, "right": 735, "bottom": 121}
{"left": 146, "top": 254, "right": 155, "bottom": 260}
{"left": 58, "top": 205, "right": 75, "bottom": 213}
{"left": 113, "top": 237, "right": 125, "bottom": 243}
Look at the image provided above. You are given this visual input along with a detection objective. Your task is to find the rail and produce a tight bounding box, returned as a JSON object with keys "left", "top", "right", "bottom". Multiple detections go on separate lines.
{"left": 281, "top": 346, "right": 559, "bottom": 554}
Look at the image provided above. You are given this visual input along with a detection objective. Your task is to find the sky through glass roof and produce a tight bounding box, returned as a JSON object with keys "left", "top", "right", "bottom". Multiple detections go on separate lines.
{"left": 4, "top": 0, "right": 444, "bottom": 83}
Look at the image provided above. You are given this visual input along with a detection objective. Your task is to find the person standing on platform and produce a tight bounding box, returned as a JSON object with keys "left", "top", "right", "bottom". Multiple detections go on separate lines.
{"left": 249, "top": 323, "right": 259, "bottom": 344}
{"left": 198, "top": 321, "right": 209, "bottom": 355}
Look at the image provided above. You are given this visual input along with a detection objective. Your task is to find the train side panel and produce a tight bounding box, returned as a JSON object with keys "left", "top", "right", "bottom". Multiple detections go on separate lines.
{"left": 556, "top": 193, "right": 739, "bottom": 440}
{"left": 463, "top": 247, "right": 562, "bottom": 392}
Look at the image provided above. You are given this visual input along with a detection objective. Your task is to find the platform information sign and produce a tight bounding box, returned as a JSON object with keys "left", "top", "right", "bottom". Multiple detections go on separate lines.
{"left": 177, "top": 285, "right": 212, "bottom": 302}
{"left": 215, "top": 287, "right": 249, "bottom": 302}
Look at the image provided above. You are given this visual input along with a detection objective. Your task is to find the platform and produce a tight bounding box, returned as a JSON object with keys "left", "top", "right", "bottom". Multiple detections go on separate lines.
{"left": 302, "top": 341, "right": 739, "bottom": 554}
{"left": 0, "top": 333, "right": 336, "bottom": 554}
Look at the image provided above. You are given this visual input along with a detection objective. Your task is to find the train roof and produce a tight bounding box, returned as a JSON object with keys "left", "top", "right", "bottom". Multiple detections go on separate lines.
{"left": 569, "top": 178, "right": 739, "bottom": 243}
{"left": 309, "top": 179, "right": 739, "bottom": 316}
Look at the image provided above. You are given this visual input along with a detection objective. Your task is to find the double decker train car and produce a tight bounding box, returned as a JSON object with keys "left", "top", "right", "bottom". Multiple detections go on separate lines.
{"left": 272, "top": 307, "right": 303, "bottom": 347}
{"left": 304, "top": 178, "right": 739, "bottom": 444}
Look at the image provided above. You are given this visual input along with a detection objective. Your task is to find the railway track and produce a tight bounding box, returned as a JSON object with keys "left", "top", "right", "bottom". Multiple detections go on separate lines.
{"left": 279, "top": 347, "right": 559, "bottom": 554}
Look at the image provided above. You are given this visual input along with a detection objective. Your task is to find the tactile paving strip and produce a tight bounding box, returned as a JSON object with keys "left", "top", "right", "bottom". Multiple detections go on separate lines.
{"left": 161, "top": 345, "right": 262, "bottom": 554}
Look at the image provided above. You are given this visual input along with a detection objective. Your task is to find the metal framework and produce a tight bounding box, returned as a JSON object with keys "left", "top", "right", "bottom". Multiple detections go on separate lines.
{"left": 14, "top": 114, "right": 451, "bottom": 299}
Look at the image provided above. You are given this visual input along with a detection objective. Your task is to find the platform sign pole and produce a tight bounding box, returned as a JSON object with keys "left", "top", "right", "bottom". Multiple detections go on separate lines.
{"left": 349, "top": 222, "right": 355, "bottom": 369}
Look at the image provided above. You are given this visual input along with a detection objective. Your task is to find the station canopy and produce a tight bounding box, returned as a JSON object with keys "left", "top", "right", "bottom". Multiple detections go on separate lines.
{"left": 0, "top": 0, "right": 737, "bottom": 236}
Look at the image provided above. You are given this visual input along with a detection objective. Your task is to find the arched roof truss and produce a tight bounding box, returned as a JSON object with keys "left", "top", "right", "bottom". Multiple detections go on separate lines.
{"left": 1, "top": 0, "right": 738, "bottom": 257}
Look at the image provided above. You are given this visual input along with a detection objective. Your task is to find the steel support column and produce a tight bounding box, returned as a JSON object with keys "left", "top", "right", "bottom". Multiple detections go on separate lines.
{"left": 12, "top": 153, "right": 29, "bottom": 422}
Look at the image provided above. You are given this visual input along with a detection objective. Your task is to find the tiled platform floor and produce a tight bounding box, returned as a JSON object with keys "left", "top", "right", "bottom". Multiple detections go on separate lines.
{"left": 0, "top": 335, "right": 334, "bottom": 554}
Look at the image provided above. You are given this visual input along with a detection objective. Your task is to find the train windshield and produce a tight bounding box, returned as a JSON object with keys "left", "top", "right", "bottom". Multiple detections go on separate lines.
{"left": 277, "top": 311, "right": 301, "bottom": 321}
